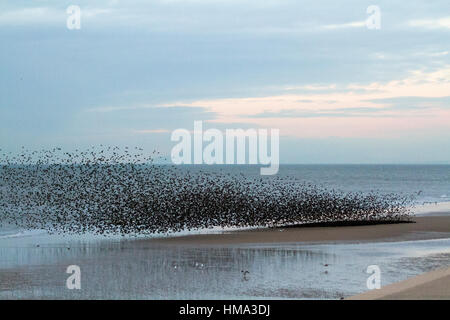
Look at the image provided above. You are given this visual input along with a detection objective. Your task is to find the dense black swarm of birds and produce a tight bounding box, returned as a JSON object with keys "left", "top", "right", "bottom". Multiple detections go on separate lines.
{"left": 0, "top": 147, "right": 412, "bottom": 235}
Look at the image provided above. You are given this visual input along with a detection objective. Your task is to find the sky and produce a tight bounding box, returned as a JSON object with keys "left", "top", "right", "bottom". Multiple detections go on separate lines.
{"left": 1, "top": 0, "right": 449, "bottom": 163}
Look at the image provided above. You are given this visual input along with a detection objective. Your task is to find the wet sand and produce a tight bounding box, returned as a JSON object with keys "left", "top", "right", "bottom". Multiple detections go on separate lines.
{"left": 1, "top": 207, "right": 450, "bottom": 299}
{"left": 147, "top": 216, "right": 450, "bottom": 245}
{"left": 348, "top": 267, "right": 450, "bottom": 300}
{"left": 2, "top": 229, "right": 450, "bottom": 299}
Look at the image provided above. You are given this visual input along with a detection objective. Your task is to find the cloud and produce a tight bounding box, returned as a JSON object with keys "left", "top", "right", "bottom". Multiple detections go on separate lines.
{"left": 430, "top": 51, "right": 449, "bottom": 57}
{"left": 322, "top": 21, "right": 366, "bottom": 30}
{"left": 0, "top": 6, "right": 112, "bottom": 26}
{"left": 409, "top": 17, "right": 450, "bottom": 29}
{"left": 133, "top": 129, "right": 170, "bottom": 134}
{"left": 246, "top": 104, "right": 431, "bottom": 119}
{"left": 86, "top": 105, "right": 154, "bottom": 113}
{"left": 78, "top": 105, "right": 218, "bottom": 137}
{"left": 165, "top": 66, "right": 450, "bottom": 138}
{"left": 0, "top": 7, "right": 62, "bottom": 25}
{"left": 284, "top": 84, "right": 337, "bottom": 91}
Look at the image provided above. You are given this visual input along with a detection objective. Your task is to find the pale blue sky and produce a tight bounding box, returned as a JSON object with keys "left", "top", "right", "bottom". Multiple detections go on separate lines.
{"left": 1, "top": 1, "right": 449, "bottom": 163}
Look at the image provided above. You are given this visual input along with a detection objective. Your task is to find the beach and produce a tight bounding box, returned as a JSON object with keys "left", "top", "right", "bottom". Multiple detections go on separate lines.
{"left": 1, "top": 202, "right": 450, "bottom": 300}
{"left": 3, "top": 0, "right": 450, "bottom": 306}
{"left": 348, "top": 266, "right": 450, "bottom": 300}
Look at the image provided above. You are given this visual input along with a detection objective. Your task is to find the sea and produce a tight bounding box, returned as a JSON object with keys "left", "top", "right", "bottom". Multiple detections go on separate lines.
{"left": 181, "top": 164, "right": 450, "bottom": 204}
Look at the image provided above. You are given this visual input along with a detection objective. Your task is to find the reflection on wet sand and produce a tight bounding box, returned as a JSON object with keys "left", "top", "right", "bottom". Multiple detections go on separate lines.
{"left": 1, "top": 235, "right": 450, "bottom": 299}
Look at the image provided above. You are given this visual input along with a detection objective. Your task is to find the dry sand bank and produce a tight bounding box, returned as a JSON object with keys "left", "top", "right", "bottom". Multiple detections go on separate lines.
{"left": 147, "top": 216, "right": 450, "bottom": 246}
{"left": 348, "top": 267, "right": 450, "bottom": 300}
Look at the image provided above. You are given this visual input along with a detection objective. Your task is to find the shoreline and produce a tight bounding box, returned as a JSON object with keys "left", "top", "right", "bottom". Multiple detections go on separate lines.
{"left": 132, "top": 201, "right": 450, "bottom": 246}
{"left": 1, "top": 208, "right": 449, "bottom": 299}
{"left": 143, "top": 215, "right": 450, "bottom": 246}
{"left": 348, "top": 267, "right": 450, "bottom": 300}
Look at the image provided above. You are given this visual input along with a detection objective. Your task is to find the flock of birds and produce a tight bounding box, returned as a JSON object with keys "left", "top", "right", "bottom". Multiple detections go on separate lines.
{"left": 0, "top": 147, "right": 412, "bottom": 235}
